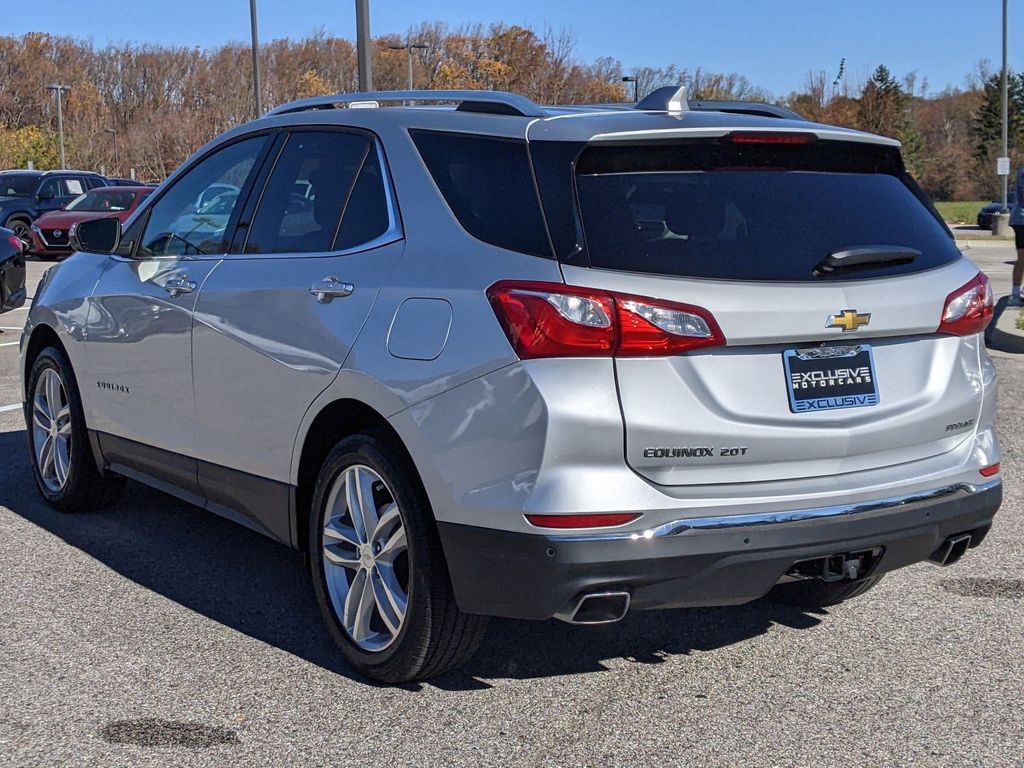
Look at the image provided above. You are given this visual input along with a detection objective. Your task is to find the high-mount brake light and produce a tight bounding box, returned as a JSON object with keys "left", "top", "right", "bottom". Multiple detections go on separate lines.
{"left": 525, "top": 513, "right": 641, "bottom": 529}
{"left": 487, "top": 281, "right": 726, "bottom": 359}
{"left": 937, "top": 272, "right": 993, "bottom": 336}
{"left": 725, "top": 132, "right": 816, "bottom": 145}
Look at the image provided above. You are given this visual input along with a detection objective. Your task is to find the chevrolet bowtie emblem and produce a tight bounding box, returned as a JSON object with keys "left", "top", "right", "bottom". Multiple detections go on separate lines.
{"left": 826, "top": 310, "right": 871, "bottom": 332}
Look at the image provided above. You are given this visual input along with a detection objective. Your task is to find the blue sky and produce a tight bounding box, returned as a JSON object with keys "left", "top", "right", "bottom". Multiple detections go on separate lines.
{"left": 9, "top": 0, "right": 1023, "bottom": 96}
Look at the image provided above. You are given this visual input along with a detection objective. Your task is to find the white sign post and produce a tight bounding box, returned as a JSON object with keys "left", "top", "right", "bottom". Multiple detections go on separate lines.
{"left": 997, "top": 156, "right": 1011, "bottom": 176}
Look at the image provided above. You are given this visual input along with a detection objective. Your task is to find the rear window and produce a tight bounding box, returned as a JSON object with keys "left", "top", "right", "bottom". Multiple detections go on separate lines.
{"left": 574, "top": 140, "right": 960, "bottom": 281}
{"left": 411, "top": 130, "right": 551, "bottom": 258}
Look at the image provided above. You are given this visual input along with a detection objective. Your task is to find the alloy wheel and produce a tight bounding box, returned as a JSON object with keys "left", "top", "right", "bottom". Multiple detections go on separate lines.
{"left": 32, "top": 368, "right": 72, "bottom": 492}
{"left": 322, "top": 464, "right": 409, "bottom": 652}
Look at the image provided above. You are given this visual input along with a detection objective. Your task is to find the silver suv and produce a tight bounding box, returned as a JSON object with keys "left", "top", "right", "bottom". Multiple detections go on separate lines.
{"left": 21, "top": 88, "right": 1002, "bottom": 682}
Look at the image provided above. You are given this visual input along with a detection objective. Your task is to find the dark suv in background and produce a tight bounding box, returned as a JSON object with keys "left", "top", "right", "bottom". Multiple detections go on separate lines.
{"left": 0, "top": 170, "right": 109, "bottom": 243}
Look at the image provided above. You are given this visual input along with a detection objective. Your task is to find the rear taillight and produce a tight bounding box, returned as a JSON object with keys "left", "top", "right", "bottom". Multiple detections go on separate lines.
{"left": 938, "top": 272, "right": 993, "bottom": 336}
{"left": 5, "top": 234, "right": 22, "bottom": 253}
{"left": 487, "top": 281, "right": 725, "bottom": 359}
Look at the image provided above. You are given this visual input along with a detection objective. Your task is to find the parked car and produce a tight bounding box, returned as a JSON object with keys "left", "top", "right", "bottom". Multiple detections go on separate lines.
{"left": 977, "top": 192, "right": 1017, "bottom": 228}
{"left": 22, "top": 88, "right": 1001, "bottom": 683}
{"left": 105, "top": 177, "right": 156, "bottom": 187}
{"left": 0, "top": 170, "right": 109, "bottom": 243}
{"left": 28, "top": 186, "right": 153, "bottom": 259}
{"left": 0, "top": 226, "right": 26, "bottom": 313}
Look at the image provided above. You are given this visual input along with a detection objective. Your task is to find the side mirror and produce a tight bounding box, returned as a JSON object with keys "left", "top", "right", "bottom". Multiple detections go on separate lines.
{"left": 70, "top": 217, "right": 121, "bottom": 254}
{"left": 37, "top": 191, "right": 54, "bottom": 201}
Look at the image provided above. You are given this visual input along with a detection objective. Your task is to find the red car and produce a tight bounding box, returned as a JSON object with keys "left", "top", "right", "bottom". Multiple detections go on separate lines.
{"left": 28, "top": 186, "right": 152, "bottom": 259}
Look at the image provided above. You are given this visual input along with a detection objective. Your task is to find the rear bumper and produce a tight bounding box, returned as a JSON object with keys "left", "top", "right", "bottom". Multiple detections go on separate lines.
{"left": 438, "top": 479, "right": 1002, "bottom": 620}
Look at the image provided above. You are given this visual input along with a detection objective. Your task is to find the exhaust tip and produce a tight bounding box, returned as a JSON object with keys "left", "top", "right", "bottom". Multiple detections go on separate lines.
{"left": 929, "top": 533, "right": 973, "bottom": 566}
{"left": 556, "top": 591, "right": 630, "bottom": 625}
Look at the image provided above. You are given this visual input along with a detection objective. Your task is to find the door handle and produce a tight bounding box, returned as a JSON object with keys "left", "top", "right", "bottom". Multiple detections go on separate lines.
{"left": 165, "top": 276, "right": 197, "bottom": 297}
{"left": 310, "top": 276, "right": 354, "bottom": 303}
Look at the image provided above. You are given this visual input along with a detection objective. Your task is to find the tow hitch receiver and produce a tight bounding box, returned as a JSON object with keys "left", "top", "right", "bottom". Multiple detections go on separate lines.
{"left": 786, "top": 548, "right": 882, "bottom": 583}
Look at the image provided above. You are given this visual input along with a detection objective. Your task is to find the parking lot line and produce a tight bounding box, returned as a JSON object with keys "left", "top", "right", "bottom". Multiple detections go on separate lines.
{"left": 0, "top": 403, "right": 21, "bottom": 413}
{"left": 0, "top": 341, "right": 19, "bottom": 347}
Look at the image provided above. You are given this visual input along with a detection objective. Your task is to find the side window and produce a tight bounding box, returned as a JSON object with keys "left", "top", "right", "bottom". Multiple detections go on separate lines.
{"left": 244, "top": 131, "right": 369, "bottom": 255}
{"left": 411, "top": 130, "right": 551, "bottom": 258}
{"left": 37, "top": 178, "right": 61, "bottom": 199}
{"left": 335, "top": 144, "right": 392, "bottom": 250}
{"left": 83, "top": 176, "right": 104, "bottom": 190}
{"left": 139, "top": 136, "right": 266, "bottom": 258}
{"left": 64, "top": 177, "right": 85, "bottom": 196}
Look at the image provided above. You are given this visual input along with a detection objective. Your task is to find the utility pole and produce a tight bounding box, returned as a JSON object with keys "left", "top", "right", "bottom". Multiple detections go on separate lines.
{"left": 356, "top": 0, "right": 373, "bottom": 92}
{"left": 46, "top": 84, "right": 71, "bottom": 170}
{"left": 105, "top": 128, "right": 118, "bottom": 175}
{"left": 388, "top": 38, "right": 430, "bottom": 97}
{"left": 1001, "top": 0, "right": 1009, "bottom": 213}
{"left": 249, "top": 0, "right": 263, "bottom": 116}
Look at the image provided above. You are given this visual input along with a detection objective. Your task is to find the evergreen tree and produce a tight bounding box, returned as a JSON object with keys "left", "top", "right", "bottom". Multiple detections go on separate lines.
{"left": 972, "top": 72, "right": 1024, "bottom": 163}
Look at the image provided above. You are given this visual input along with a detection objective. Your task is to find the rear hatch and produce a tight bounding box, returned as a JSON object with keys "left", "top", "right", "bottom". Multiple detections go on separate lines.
{"left": 547, "top": 131, "right": 990, "bottom": 485}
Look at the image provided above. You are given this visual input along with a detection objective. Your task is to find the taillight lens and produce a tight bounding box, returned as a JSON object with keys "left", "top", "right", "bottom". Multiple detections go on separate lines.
{"left": 938, "top": 272, "right": 993, "bottom": 336}
{"left": 6, "top": 234, "right": 22, "bottom": 253}
{"left": 487, "top": 281, "right": 725, "bottom": 359}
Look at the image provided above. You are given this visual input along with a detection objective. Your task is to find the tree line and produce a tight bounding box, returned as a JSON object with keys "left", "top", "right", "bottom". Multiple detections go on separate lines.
{"left": 0, "top": 25, "right": 1019, "bottom": 200}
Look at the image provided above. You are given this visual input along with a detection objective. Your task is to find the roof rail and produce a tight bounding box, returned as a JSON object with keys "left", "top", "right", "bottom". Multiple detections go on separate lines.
{"left": 634, "top": 86, "right": 805, "bottom": 120}
{"left": 267, "top": 90, "right": 546, "bottom": 118}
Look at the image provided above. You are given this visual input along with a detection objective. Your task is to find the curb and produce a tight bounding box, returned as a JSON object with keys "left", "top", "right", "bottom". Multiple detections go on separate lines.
{"left": 986, "top": 297, "right": 1024, "bottom": 354}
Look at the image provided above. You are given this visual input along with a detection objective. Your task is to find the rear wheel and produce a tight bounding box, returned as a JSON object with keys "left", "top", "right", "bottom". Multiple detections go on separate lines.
{"left": 308, "top": 432, "right": 488, "bottom": 682}
{"left": 26, "top": 346, "right": 124, "bottom": 512}
{"left": 768, "top": 575, "right": 884, "bottom": 609}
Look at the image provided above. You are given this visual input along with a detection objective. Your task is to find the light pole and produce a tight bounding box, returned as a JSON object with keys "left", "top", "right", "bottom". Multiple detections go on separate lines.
{"left": 105, "top": 128, "right": 118, "bottom": 175}
{"left": 1000, "top": 0, "right": 1009, "bottom": 213}
{"left": 388, "top": 39, "right": 430, "bottom": 92}
{"left": 249, "top": 0, "right": 263, "bottom": 116}
{"left": 622, "top": 76, "right": 639, "bottom": 103}
{"left": 356, "top": 0, "right": 373, "bottom": 91}
{"left": 46, "top": 84, "right": 71, "bottom": 170}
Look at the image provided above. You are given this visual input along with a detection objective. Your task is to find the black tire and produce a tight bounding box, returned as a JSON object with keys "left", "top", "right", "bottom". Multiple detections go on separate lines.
{"left": 5, "top": 217, "right": 31, "bottom": 243}
{"left": 768, "top": 574, "right": 884, "bottom": 609}
{"left": 25, "top": 346, "right": 124, "bottom": 512}
{"left": 308, "top": 431, "right": 488, "bottom": 683}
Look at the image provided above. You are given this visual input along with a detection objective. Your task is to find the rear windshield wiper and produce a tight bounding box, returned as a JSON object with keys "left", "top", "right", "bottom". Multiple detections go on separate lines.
{"left": 813, "top": 245, "right": 921, "bottom": 277}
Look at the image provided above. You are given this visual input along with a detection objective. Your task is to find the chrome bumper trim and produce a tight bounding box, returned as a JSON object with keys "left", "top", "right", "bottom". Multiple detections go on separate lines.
{"left": 545, "top": 479, "right": 1001, "bottom": 543}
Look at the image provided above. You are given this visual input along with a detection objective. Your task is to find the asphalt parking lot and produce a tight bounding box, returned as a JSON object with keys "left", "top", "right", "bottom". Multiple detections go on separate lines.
{"left": 1, "top": 247, "right": 1022, "bottom": 767}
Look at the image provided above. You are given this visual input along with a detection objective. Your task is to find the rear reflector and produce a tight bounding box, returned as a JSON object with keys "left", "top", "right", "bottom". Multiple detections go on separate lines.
{"left": 938, "top": 272, "right": 993, "bottom": 336}
{"left": 487, "top": 280, "right": 726, "bottom": 359}
{"left": 5, "top": 234, "right": 22, "bottom": 253}
{"left": 525, "top": 513, "right": 641, "bottom": 529}
{"left": 979, "top": 463, "right": 1000, "bottom": 477}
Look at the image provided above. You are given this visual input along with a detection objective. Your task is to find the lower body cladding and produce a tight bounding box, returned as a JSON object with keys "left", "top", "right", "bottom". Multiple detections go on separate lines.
{"left": 437, "top": 480, "right": 1001, "bottom": 623}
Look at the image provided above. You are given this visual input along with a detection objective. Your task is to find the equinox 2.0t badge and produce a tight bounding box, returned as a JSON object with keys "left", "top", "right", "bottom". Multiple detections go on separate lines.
{"left": 826, "top": 309, "right": 871, "bottom": 332}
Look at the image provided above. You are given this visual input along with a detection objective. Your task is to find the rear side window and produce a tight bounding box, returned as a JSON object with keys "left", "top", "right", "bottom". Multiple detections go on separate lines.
{"left": 245, "top": 131, "right": 370, "bottom": 254}
{"left": 573, "top": 140, "right": 960, "bottom": 282}
{"left": 412, "top": 130, "right": 551, "bottom": 258}
{"left": 335, "top": 145, "right": 392, "bottom": 250}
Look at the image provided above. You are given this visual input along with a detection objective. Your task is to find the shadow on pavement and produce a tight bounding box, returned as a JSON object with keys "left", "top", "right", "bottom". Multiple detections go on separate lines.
{"left": 0, "top": 427, "right": 823, "bottom": 690}
{"left": 986, "top": 296, "right": 1024, "bottom": 354}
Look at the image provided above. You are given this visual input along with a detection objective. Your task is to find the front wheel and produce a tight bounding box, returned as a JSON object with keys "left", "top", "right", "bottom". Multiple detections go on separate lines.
{"left": 26, "top": 346, "right": 124, "bottom": 511}
{"left": 6, "top": 218, "right": 31, "bottom": 246}
{"left": 309, "top": 432, "right": 488, "bottom": 683}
